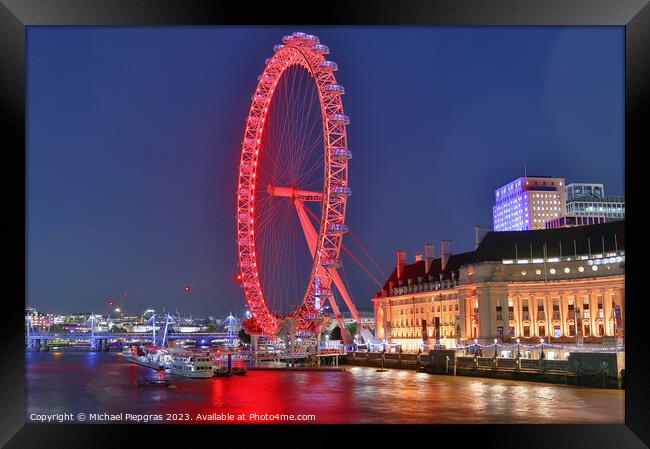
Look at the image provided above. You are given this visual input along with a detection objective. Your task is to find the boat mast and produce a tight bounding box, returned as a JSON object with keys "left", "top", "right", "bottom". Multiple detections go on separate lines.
{"left": 151, "top": 313, "right": 156, "bottom": 346}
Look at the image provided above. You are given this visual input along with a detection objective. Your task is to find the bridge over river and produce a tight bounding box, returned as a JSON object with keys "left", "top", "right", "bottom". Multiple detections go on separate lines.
{"left": 26, "top": 331, "right": 234, "bottom": 351}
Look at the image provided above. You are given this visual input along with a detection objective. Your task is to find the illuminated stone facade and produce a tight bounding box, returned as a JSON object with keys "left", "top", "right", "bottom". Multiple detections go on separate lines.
{"left": 372, "top": 221, "right": 624, "bottom": 352}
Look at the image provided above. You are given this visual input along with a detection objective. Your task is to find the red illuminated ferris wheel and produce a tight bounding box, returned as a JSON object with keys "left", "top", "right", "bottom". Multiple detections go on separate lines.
{"left": 236, "top": 32, "right": 359, "bottom": 338}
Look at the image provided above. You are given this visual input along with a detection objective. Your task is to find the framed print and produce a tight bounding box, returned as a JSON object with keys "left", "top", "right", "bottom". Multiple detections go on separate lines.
{"left": 1, "top": 0, "right": 649, "bottom": 447}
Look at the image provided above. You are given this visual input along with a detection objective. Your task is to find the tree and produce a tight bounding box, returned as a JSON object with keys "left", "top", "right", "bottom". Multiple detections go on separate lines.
{"left": 110, "top": 325, "right": 128, "bottom": 333}
{"left": 204, "top": 323, "right": 220, "bottom": 332}
{"left": 241, "top": 316, "right": 263, "bottom": 335}
{"left": 330, "top": 325, "right": 342, "bottom": 341}
{"left": 238, "top": 328, "right": 251, "bottom": 344}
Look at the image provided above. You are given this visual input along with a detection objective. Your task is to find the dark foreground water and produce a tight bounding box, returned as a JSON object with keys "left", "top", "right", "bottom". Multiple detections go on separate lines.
{"left": 26, "top": 352, "right": 623, "bottom": 424}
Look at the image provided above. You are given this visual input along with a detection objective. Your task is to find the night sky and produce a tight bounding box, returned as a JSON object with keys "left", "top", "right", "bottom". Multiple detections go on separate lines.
{"left": 27, "top": 26, "right": 624, "bottom": 318}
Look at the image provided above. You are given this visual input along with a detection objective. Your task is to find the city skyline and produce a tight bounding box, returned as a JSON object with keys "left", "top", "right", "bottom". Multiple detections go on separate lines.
{"left": 27, "top": 26, "right": 624, "bottom": 316}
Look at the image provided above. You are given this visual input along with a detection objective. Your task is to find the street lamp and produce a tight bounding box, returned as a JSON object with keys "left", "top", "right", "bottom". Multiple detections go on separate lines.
{"left": 493, "top": 338, "right": 498, "bottom": 360}
{"left": 516, "top": 338, "right": 521, "bottom": 359}
{"left": 540, "top": 338, "right": 545, "bottom": 360}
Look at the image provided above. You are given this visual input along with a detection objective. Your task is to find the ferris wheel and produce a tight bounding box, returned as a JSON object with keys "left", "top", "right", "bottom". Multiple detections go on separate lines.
{"left": 236, "top": 32, "right": 359, "bottom": 340}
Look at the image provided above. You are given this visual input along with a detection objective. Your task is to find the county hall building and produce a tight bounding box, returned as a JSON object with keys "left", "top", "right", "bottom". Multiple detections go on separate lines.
{"left": 371, "top": 220, "right": 625, "bottom": 352}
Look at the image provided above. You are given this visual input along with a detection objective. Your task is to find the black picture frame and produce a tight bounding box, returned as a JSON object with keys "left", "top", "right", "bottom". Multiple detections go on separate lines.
{"left": 1, "top": 0, "right": 648, "bottom": 447}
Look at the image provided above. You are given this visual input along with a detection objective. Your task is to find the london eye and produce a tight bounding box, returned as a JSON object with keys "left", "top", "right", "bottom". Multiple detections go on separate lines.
{"left": 236, "top": 32, "right": 359, "bottom": 341}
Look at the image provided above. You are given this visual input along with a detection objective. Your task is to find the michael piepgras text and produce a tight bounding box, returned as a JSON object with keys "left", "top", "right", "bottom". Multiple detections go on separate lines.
{"left": 29, "top": 412, "right": 317, "bottom": 423}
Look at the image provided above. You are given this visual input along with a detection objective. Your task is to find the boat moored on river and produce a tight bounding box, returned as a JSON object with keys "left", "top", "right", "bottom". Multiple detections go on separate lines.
{"left": 123, "top": 345, "right": 167, "bottom": 370}
{"left": 169, "top": 349, "right": 214, "bottom": 378}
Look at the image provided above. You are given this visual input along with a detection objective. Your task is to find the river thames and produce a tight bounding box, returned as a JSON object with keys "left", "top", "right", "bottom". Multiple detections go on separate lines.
{"left": 26, "top": 352, "right": 624, "bottom": 424}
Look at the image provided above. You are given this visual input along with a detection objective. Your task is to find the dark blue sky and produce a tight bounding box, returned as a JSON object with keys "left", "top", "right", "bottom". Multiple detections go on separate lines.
{"left": 27, "top": 26, "right": 624, "bottom": 318}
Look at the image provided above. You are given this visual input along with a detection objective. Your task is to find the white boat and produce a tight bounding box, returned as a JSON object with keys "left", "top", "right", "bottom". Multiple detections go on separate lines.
{"left": 126, "top": 345, "right": 166, "bottom": 370}
{"left": 169, "top": 349, "right": 214, "bottom": 378}
{"left": 122, "top": 346, "right": 135, "bottom": 359}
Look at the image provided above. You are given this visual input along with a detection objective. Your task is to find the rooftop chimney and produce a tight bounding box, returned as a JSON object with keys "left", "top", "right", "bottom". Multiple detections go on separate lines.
{"left": 474, "top": 225, "right": 491, "bottom": 249}
{"left": 441, "top": 239, "right": 452, "bottom": 271}
{"left": 396, "top": 250, "right": 407, "bottom": 278}
{"left": 414, "top": 252, "right": 423, "bottom": 262}
{"left": 424, "top": 243, "right": 435, "bottom": 274}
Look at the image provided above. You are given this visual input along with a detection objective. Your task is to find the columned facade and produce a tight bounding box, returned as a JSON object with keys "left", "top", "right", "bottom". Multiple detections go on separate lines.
{"left": 371, "top": 221, "right": 625, "bottom": 352}
{"left": 372, "top": 255, "right": 625, "bottom": 351}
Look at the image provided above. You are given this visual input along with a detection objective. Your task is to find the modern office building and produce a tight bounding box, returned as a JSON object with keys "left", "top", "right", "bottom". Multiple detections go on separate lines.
{"left": 565, "top": 183, "right": 624, "bottom": 220}
{"left": 371, "top": 221, "right": 624, "bottom": 352}
{"left": 544, "top": 214, "right": 607, "bottom": 229}
{"left": 566, "top": 183, "right": 604, "bottom": 202}
{"left": 492, "top": 176, "right": 566, "bottom": 231}
{"left": 25, "top": 310, "right": 54, "bottom": 329}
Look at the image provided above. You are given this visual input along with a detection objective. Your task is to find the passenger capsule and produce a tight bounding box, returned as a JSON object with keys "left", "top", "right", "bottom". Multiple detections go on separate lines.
{"left": 312, "top": 44, "right": 330, "bottom": 55}
{"left": 330, "top": 185, "right": 352, "bottom": 196}
{"left": 252, "top": 93, "right": 270, "bottom": 103}
{"left": 329, "top": 113, "right": 350, "bottom": 125}
{"left": 327, "top": 223, "right": 349, "bottom": 233}
{"left": 320, "top": 60, "right": 338, "bottom": 71}
{"left": 325, "top": 84, "right": 345, "bottom": 95}
{"left": 321, "top": 258, "right": 342, "bottom": 268}
{"left": 314, "top": 287, "right": 333, "bottom": 297}
{"left": 273, "top": 44, "right": 285, "bottom": 52}
{"left": 330, "top": 147, "right": 352, "bottom": 159}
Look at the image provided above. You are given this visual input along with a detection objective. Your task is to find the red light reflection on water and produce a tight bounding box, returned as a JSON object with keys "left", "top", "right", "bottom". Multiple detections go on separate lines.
{"left": 25, "top": 353, "right": 623, "bottom": 424}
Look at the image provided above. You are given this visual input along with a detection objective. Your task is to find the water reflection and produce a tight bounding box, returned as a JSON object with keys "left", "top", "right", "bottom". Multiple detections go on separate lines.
{"left": 26, "top": 352, "right": 623, "bottom": 424}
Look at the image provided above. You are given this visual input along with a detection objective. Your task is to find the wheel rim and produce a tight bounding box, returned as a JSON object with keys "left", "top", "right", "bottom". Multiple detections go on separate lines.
{"left": 236, "top": 33, "right": 350, "bottom": 335}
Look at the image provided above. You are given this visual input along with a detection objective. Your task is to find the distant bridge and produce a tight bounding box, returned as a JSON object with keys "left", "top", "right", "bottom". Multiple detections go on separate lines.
{"left": 27, "top": 331, "right": 232, "bottom": 341}
{"left": 26, "top": 332, "right": 236, "bottom": 350}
